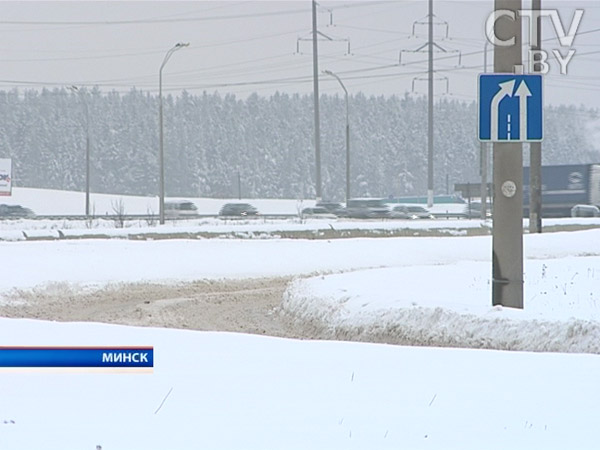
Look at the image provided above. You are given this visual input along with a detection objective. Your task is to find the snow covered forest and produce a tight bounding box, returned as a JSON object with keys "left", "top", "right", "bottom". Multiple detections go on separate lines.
{"left": 0, "top": 87, "right": 597, "bottom": 200}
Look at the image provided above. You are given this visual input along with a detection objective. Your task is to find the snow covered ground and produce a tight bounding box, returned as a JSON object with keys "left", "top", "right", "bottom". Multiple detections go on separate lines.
{"left": 0, "top": 214, "right": 491, "bottom": 240}
{"left": 282, "top": 255, "right": 600, "bottom": 353}
{"left": 2, "top": 229, "right": 599, "bottom": 353}
{"left": 2, "top": 186, "right": 313, "bottom": 216}
{"left": 1, "top": 187, "right": 600, "bottom": 449}
{"left": 2, "top": 318, "right": 600, "bottom": 450}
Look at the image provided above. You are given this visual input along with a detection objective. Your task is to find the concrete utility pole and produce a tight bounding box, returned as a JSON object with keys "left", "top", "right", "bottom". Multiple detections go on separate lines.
{"left": 529, "top": 0, "right": 543, "bottom": 233}
{"left": 480, "top": 41, "right": 490, "bottom": 220}
{"left": 492, "top": 0, "right": 524, "bottom": 308}
{"left": 427, "top": 0, "right": 434, "bottom": 208}
{"left": 312, "top": 0, "right": 322, "bottom": 201}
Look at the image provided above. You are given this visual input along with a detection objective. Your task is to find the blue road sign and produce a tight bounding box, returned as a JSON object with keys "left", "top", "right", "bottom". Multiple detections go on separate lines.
{"left": 479, "top": 74, "right": 543, "bottom": 142}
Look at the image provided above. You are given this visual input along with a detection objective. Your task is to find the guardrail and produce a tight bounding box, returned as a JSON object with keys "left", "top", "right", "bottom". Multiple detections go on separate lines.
{"left": 0, "top": 213, "right": 300, "bottom": 221}
{"left": 0, "top": 212, "right": 480, "bottom": 221}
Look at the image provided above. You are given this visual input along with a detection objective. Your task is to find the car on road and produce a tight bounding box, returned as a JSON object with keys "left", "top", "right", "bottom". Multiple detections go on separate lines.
{"left": 344, "top": 198, "right": 390, "bottom": 219}
{"left": 389, "top": 204, "right": 435, "bottom": 220}
{"left": 571, "top": 204, "right": 600, "bottom": 217}
{"left": 462, "top": 202, "right": 492, "bottom": 219}
{"left": 164, "top": 200, "right": 198, "bottom": 218}
{"left": 315, "top": 201, "right": 346, "bottom": 215}
{"left": 0, "top": 204, "right": 35, "bottom": 218}
{"left": 301, "top": 207, "right": 338, "bottom": 219}
{"left": 219, "top": 203, "right": 259, "bottom": 217}
{"left": 388, "top": 205, "right": 410, "bottom": 219}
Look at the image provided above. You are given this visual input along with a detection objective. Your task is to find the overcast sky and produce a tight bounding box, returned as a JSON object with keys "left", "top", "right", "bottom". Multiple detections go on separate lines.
{"left": 0, "top": 1, "right": 598, "bottom": 108}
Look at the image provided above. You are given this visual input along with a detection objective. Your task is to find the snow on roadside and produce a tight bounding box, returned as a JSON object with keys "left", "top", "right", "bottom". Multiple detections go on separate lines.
{"left": 2, "top": 228, "right": 600, "bottom": 354}
{"left": 0, "top": 215, "right": 494, "bottom": 241}
{"left": 0, "top": 234, "right": 493, "bottom": 293}
{"left": 282, "top": 232, "right": 600, "bottom": 354}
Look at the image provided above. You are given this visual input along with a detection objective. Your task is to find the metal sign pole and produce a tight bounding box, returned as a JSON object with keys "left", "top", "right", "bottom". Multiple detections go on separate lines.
{"left": 529, "top": 0, "right": 543, "bottom": 234}
{"left": 492, "top": 0, "right": 524, "bottom": 308}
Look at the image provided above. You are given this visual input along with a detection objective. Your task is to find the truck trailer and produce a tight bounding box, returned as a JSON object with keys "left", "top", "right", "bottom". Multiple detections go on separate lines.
{"left": 523, "top": 163, "right": 600, "bottom": 218}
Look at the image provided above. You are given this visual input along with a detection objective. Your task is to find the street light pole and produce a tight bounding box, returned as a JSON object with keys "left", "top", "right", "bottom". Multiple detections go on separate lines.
{"left": 312, "top": 0, "right": 322, "bottom": 201}
{"left": 323, "top": 70, "right": 350, "bottom": 204}
{"left": 69, "top": 85, "right": 91, "bottom": 217}
{"left": 159, "top": 42, "right": 189, "bottom": 225}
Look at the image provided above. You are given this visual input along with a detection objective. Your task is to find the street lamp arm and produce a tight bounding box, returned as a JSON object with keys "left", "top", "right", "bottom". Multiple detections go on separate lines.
{"left": 160, "top": 42, "right": 190, "bottom": 72}
{"left": 322, "top": 69, "right": 347, "bottom": 96}
{"left": 323, "top": 69, "right": 349, "bottom": 124}
{"left": 67, "top": 85, "right": 89, "bottom": 121}
{"left": 160, "top": 52, "right": 174, "bottom": 72}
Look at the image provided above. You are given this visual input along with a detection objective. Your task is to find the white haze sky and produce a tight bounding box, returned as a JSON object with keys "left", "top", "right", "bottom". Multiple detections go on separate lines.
{"left": 0, "top": 0, "right": 598, "bottom": 107}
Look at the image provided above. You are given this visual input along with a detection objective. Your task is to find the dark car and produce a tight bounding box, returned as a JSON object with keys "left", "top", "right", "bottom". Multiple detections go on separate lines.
{"left": 219, "top": 203, "right": 259, "bottom": 217}
{"left": 0, "top": 204, "right": 35, "bottom": 218}
{"left": 345, "top": 198, "right": 390, "bottom": 219}
{"left": 389, "top": 205, "right": 435, "bottom": 219}
{"left": 315, "top": 201, "right": 348, "bottom": 217}
{"left": 316, "top": 201, "right": 345, "bottom": 213}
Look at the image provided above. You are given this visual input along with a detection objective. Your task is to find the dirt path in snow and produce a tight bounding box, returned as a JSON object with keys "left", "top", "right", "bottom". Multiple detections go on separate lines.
{"left": 0, "top": 278, "right": 320, "bottom": 339}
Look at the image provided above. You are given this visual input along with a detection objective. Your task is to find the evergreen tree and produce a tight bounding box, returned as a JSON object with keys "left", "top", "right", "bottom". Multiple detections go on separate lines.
{"left": 0, "top": 87, "right": 597, "bottom": 198}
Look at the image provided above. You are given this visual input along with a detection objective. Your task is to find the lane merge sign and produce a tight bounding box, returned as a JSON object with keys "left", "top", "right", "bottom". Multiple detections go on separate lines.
{"left": 479, "top": 74, "right": 543, "bottom": 142}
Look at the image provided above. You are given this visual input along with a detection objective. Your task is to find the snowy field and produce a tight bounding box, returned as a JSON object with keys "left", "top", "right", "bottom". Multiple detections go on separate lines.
{"left": 2, "top": 186, "right": 314, "bottom": 216}
{"left": 2, "top": 318, "right": 600, "bottom": 450}
{"left": 1, "top": 187, "right": 600, "bottom": 449}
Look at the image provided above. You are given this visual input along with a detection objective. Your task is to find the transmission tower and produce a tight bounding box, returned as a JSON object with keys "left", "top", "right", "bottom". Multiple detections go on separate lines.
{"left": 398, "top": 0, "right": 460, "bottom": 207}
{"left": 295, "top": 1, "right": 351, "bottom": 201}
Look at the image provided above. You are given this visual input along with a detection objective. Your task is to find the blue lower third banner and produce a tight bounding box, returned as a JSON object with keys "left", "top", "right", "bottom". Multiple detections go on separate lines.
{"left": 0, "top": 347, "right": 154, "bottom": 368}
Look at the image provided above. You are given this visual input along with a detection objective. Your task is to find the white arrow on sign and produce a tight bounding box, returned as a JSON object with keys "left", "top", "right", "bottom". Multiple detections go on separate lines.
{"left": 515, "top": 80, "right": 532, "bottom": 140}
{"left": 490, "top": 80, "right": 516, "bottom": 141}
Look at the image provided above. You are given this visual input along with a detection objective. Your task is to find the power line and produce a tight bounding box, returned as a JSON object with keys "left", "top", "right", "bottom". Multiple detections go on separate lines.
{"left": 1, "top": 31, "right": 599, "bottom": 95}
{"left": 2, "top": 49, "right": 598, "bottom": 93}
{"left": 0, "top": 7, "right": 309, "bottom": 26}
{"left": 0, "top": 49, "right": 165, "bottom": 63}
